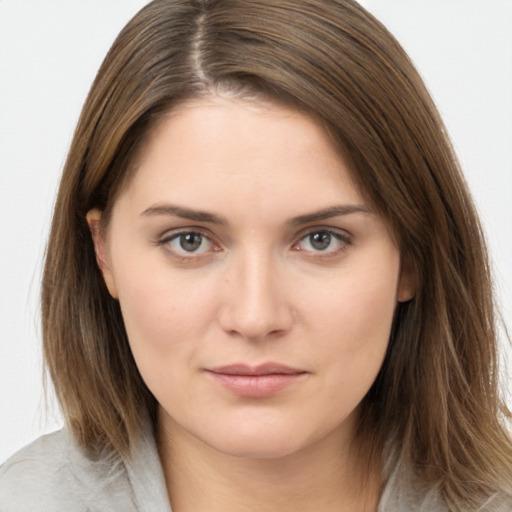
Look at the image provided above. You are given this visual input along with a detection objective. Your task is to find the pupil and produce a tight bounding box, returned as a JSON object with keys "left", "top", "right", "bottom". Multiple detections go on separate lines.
{"left": 310, "top": 232, "right": 331, "bottom": 250}
{"left": 180, "top": 233, "right": 202, "bottom": 252}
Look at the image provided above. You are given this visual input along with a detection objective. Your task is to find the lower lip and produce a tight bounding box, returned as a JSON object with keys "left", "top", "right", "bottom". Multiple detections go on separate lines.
{"left": 206, "top": 372, "right": 306, "bottom": 398}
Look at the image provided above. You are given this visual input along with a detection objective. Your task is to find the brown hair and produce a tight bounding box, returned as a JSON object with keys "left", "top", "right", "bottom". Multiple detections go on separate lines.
{"left": 42, "top": 0, "right": 512, "bottom": 508}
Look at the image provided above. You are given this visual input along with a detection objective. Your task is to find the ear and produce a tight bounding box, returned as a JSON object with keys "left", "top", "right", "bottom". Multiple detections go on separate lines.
{"left": 397, "top": 259, "right": 416, "bottom": 303}
{"left": 86, "top": 209, "right": 118, "bottom": 299}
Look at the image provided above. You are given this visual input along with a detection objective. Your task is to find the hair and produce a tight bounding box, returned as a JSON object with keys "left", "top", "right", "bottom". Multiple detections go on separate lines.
{"left": 42, "top": 0, "right": 512, "bottom": 509}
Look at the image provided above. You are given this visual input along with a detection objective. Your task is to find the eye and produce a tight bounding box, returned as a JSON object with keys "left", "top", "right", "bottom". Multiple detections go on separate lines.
{"left": 164, "top": 231, "right": 213, "bottom": 254}
{"left": 293, "top": 229, "right": 350, "bottom": 254}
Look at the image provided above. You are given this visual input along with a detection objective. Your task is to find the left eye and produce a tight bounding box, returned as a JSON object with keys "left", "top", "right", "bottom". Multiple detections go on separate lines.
{"left": 295, "top": 230, "right": 348, "bottom": 253}
{"left": 166, "top": 232, "right": 212, "bottom": 254}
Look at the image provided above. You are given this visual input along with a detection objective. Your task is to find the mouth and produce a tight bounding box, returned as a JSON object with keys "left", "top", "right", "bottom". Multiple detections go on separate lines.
{"left": 204, "top": 363, "right": 308, "bottom": 398}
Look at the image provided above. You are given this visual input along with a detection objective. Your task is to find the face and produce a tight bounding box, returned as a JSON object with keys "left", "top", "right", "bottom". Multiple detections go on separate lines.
{"left": 88, "top": 96, "right": 413, "bottom": 460}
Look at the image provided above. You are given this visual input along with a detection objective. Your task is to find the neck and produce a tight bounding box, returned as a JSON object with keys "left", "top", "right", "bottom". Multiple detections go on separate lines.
{"left": 157, "top": 412, "right": 381, "bottom": 512}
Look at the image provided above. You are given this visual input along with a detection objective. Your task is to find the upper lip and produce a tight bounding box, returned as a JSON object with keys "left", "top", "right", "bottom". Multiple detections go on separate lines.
{"left": 207, "top": 363, "right": 306, "bottom": 376}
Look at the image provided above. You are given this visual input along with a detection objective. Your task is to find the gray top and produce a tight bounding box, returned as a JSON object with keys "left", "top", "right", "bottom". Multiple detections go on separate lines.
{"left": 1, "top": 427, "right": 510, "bottom": 511}
{"left": 0, "top": 428, "right": 171, "bottom": 512}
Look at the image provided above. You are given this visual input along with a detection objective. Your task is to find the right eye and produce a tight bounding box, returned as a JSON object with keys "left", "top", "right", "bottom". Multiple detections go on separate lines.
{"left": 162, "top": 231, "right": 214, "bottom": 255}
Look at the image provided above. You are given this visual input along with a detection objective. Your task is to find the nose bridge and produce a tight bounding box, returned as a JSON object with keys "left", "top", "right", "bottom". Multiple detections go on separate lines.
{"left": 219, "top": 245, "right": 293, "bottom": 341}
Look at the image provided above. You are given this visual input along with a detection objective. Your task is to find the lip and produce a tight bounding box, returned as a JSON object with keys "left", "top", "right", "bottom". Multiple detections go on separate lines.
{"left": 205, "top": 363, "right": 307, "bottom": 398}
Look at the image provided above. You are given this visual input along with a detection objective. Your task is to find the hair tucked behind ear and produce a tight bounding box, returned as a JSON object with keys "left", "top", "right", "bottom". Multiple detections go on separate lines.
{"left": 42, "top": 0, "right": 512, "bottom": 508}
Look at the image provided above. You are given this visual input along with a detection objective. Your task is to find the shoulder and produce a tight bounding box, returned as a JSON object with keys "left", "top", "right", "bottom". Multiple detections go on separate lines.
{"left": 0, "top": 429, "right": 137, "bottom": 512}
{"left": 0, "top": 430, "right": 75, "bottom": 511}
{"left": 379, "top": 455, "right": 512, "bottom": 512}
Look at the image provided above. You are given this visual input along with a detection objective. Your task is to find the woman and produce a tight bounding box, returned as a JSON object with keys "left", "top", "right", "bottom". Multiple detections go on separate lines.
{"left": 1, "top": 0, "right": 511, "bottom": 510}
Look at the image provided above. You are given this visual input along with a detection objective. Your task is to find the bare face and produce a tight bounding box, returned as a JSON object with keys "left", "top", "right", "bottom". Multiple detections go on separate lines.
{"left": 88, "top": 97, "right": 413, "bottom": 460}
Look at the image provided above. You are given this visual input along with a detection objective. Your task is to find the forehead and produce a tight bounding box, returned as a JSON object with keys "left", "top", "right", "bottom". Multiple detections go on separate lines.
{"left": 106, "top": 95, "right": 373, "bottom": 236}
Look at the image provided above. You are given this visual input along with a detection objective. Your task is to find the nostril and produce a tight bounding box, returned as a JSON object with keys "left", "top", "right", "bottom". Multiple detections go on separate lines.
{"left": 225, "top": 327, "right": 288, "bottom": 343}
{"left": 217, "top": 261, "right": 295, "bottom": 341}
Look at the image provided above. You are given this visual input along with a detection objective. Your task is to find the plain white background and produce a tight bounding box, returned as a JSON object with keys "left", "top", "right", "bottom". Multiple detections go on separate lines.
{"left": 1, "top": 0, "right": 511, "bottom": 464}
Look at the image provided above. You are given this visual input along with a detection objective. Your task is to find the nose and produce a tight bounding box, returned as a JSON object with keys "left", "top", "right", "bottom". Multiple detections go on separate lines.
{"left": 218, "top": 250, "right": 295, "bottom": 342}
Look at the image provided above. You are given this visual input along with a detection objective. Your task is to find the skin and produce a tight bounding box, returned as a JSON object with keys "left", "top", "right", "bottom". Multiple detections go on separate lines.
{"left": 87, "top": 96, "right": 414, "bottom": 512}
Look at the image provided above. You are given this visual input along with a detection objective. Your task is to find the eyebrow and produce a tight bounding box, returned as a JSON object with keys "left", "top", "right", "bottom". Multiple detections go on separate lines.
{"left": 287, "top": 204, "right": 370, "bottom": 225}
{"left": 141, "top": 203, "right": 370, "bottom": 226}
{"left": 141, "top": 204, "right": 226, "bottom": 224}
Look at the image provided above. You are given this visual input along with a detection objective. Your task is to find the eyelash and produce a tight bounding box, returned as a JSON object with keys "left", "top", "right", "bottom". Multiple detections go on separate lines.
{"left": 157, "top": 229, "right": 221, "bottom": 263}
{"left": 157, "top": 227, "right": 352, "bottom": 262}
{"left": 291, "top": 228, "right": 352, "bottom": 257}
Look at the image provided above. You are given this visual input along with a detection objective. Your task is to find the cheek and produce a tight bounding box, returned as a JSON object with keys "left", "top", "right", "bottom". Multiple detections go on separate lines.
{"left": 312, "top": 261, "right": 398, "bottom": 336}
{"left": 110, "top": 250, "right": 217, "bottom": 365}
{"left": 309, "top": 256, "right": 399, "bottom": 386}
{"left": 343, "top": 278, "right": 397, "bottom": 346}
{"left": 114, "top": 270, "right": 220, "bottom": 407}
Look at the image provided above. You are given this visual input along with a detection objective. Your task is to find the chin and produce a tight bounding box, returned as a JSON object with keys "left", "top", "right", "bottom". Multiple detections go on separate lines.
{"left": 205, "top": 432, "right": 308, "bottom": 460}
{"left": 195, "top": 413, "right": 336, "bottom": 461}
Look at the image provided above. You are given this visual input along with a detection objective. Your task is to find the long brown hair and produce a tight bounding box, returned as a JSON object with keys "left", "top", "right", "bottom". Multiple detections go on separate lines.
{"left": 42, "top": 0, "right": 512, "bottom": 508}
